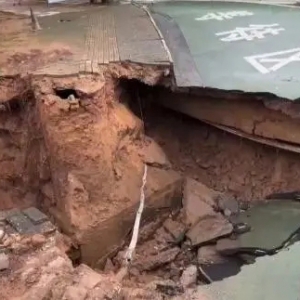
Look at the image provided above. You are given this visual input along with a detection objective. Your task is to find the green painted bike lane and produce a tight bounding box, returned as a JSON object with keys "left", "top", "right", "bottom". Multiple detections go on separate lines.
{"left": 150, "top": 1, "right": 300, "bottom": 99}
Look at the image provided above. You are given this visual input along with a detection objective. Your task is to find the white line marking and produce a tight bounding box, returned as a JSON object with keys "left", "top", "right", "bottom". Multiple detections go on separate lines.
{"left": 245, "top": 48, "right": 300, "bottom": 74}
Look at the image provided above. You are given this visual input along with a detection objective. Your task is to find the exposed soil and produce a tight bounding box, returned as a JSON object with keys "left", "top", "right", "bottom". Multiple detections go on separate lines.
{"left": 1, "top": 68, "right": 300, "bottom": 239}
{"left": 0, "top": 12, "right": 76, "bottom": 75}
{"left": 120, "top": 80, "right": 300, "bottom": 203}
{"left": 145, "top": 105, "right": 300, "bottom": 202}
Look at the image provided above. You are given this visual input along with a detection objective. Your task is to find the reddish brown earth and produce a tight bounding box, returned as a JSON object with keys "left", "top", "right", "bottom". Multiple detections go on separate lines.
{"left": 0, "top": 64, "right": 182, "bottom": 268}
{"left": 0, "top": 12, "right": 75, "bottom": 75}
{"left": 144, "top": 104, "right": 300, "bottom": 202}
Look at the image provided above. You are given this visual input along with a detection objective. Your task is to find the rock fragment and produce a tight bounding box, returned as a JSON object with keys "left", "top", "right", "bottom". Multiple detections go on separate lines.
{"left": 186, "top": 214, "right": 233, "bottom": 246}
{"left": 216, "top": 238, "right": 240, "bottom": 255}
{"left": 197, "top": 245, "right": 226, "bottom": 264}
{"left": 133, "top": 247, "right": 180, "bottom": 271}
{"left": 0, "top": 253, "right": 9, "bottom": 270}
{"left": 147, "top": 279, "right": 184, "bottom": 297}
{"left": 183, "top": 178, "right": 216, "bottom": 226}
{"left": 163, "top": 218, "right": 186, "bottom": 241}
{"left": 180, "top": 265, "right": 198, "bottom": 289}
{"left": 214, "top": 195, "right": 239, "bottom": 217}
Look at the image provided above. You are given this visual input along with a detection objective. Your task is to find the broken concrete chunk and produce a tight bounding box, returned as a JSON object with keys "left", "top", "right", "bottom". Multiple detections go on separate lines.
{"left": 187, "top": 214, "right": 233, "bottom": 246}
{"left": 134, "top": 247, "right": 180, "bottom": 271}
{"left": 183, "top": 178, "right": 219, "bottom": 226}
{"left": 0, "top": 208, "right": 19, "bottom": 223}
{"left": 30, "top": 234, "right": 47, "bottom": 248}
{"left": 216, "top": 238, "right": 240, "bottom": 256}
{"left": 197, "top": 245, "right": 226, "bottom": 265}
{"left": 214, "top": 195, "right": 239, "bottom": 217}
{"left": 121, "top": 286, "right": 164, "bottom": 300}
{"left": 103, "top": 258, "right": 115, "bottom": 273}
{"left": 180, "top": 265, "right": 198, "bottom": 289}
{"left": 35, "top": 221, "right": 56, "bottom": 235}
{"left": 23, "top": 207, "right": 48, "bottom": 225}
{"left": 63, "top": 286, "right": 87, "bottom": 300}
{"left": 6, "top": 212, "right": 35, "bottom": 234}
{"left": 0, "top": 228, "right": 6, "bottom": 242}
{"left": 0, "top": 253, "right": 9, "bottom": 270}
{"left": 147, "top": 279, "right": 184, "bottom": 297}
{"left": 75, "top": 265, "right": 103, "bottom": 290}
{"left": 232, "top": 222, "right": 251, "bottom": 235}
{"left": 163, "top": 218, "right": 186, "bottom": 241}
{"left": 154, "top": 227, "right": 174, "bottom": 244}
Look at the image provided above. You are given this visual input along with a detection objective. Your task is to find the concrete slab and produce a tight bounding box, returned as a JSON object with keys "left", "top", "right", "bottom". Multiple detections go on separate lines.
{"left": 23, "top": 207, "right": 48, "bottom": 225}
{"left": 6, "top": 211, "right": 36, "bottom": 234}
{"left": 0, "top": 207, "right": 56, "bottom": 236}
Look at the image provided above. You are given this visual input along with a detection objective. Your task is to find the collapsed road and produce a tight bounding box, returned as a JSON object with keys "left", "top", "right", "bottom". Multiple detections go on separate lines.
{"left": 1, "top": 1, "right": 300, "bottom": 299}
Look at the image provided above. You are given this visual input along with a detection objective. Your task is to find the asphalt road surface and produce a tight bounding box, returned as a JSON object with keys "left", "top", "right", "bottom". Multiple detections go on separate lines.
{"left": 150, "top": 1, "right": 300, "bottom": 99}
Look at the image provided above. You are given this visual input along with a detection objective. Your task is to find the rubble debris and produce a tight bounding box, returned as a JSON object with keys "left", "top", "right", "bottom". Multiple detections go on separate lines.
{"left": 186, "top": 214, "right": 233, "bottom": 246}
{"left": 133, "top": 247, "right": 180, "bottom": 271}
{"left": 0, "top": 253, "right": 9, "bottom": 270}
{"left": 121, "top": 286, "right": 164, "bottom": 300}
{"left": 139, "top": 216, "right": 168, "bottom": 244}
{"left": 147, "top": 280, "right": 184, "bottom": 297}
{"left": 23, "top": 207, "right": 48, "bottom": 225}
{"left": 216, "top": 238, "right": 240, "bottom": 256}
{"left": 197, "top": 245, "right": 226, "bottom": 264}
{"left": 154, "top": 227, "right": 174, "bottom": 245}
{"left": 0, "top": 207, "right": 56, "bottom": 236}
{"left": 183, "top": 179, "right": 218, "bottom": 225}
{"left": 30, "top": 234, "right": 47, "bottom": 248}
{"left": 1, "top": 241, "right": 121, "bottom": 300}
{"left": 180, "top": 265, "right": 198, "bottom": 289}
{"left": 62, "top": 286, "right": 88, "bottom": 300}
{"left": 232, "top": 222, "right": 251, "bottom": 235}
{"left": 214, "top": 194, "right": 240, "bottom": 218}
{"left": 239, "top": 202, "right": 250, "bottom": 211}
{"left": 163, "top": 218, "right": 186, "bottom": 242}
{"left": 104, "top": 258, "right": 115, "bottom": 273}
{"left": 0, "top": 228, "right": 6, "bottom": 242}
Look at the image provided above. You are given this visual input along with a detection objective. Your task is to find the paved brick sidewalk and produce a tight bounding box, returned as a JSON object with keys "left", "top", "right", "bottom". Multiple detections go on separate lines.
{"left": 0, "top": 207, "right": 56, "bottom": 239}
{"left": 0, "top": 4, "right": 170, "bottom": 76}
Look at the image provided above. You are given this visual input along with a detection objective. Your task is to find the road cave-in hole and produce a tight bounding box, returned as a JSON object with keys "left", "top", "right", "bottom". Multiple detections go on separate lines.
{"left": 93, "top": 77, "right": 300, "bottom": 285}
